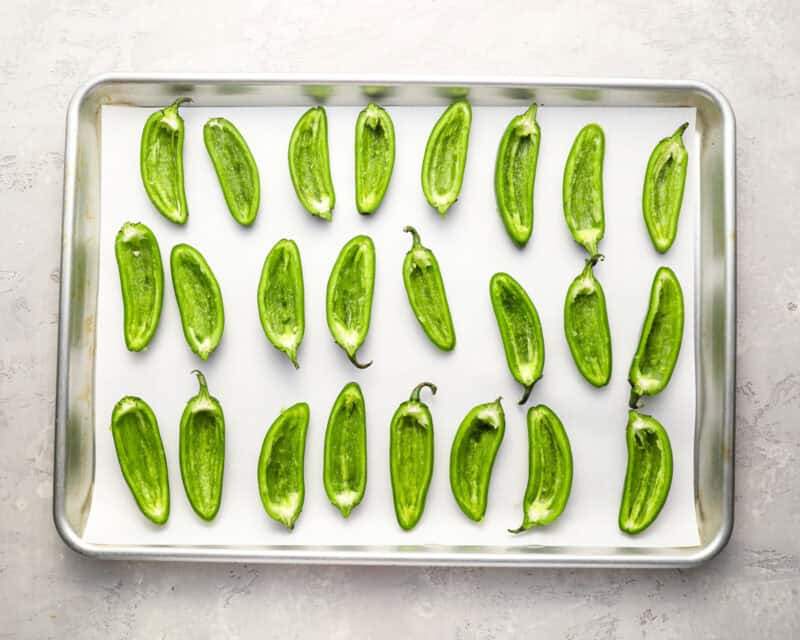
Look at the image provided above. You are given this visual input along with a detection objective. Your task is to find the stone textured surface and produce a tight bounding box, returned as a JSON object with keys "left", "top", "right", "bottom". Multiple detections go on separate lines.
{"left": 1, "top": 0, "right": 798, "bottom": 637}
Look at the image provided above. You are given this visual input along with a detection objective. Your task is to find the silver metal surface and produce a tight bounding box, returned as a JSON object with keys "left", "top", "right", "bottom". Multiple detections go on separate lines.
{"left": 55, "top": 74, "right": 736, "bottom": 567}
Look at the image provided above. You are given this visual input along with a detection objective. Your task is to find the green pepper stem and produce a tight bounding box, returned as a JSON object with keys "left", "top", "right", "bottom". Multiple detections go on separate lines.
{"left": 508, "top": 522, "right": 535, "bottom": 535}
{"left": 410, "top": 381, "right": 437, "bottom": 403}
{"left": 288, "top": 349, "right": 300, "bottom": 369}
{"left": 673, "top": 122, "right": 689, "bottom": 139}
{"left": 348, "top": 351, "right": 373, "bottom": 369}
{"left": 586, "top": 253, "right": 605, "bottom": 268}
{"left": 168, "top": 97, "right": 192, "bottom": 111}
{"left": 518, "top": 384, "right": 534, "bottom": 405}
{"left": 403, "top": 225, "right": 422, "bottom": 248}
{"left": 191, "top": 369, "right": 208, "bottom": 395}
{"left": 628, "top": 388, "right": 642, "bottom": 409}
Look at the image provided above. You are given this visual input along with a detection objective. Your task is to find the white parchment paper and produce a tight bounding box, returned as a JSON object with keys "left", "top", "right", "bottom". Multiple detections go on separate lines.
{"left": 87, "top": 103, "right": 699, "bottom": 548}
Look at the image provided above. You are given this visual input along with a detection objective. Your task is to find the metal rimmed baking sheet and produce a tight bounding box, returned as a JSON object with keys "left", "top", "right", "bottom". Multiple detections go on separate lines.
{"left": 55, "top": 75, "right": 735, "bottom": 567}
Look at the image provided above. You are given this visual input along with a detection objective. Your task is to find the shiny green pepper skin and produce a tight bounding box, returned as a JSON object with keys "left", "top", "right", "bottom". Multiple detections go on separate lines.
{"left": 179, "top": 371, "right": 225, "bottom": 521}
{"left": 628, "top": 267, "right": 684, "bottom": 408}
{"left": 563, "top": 260, "right": 612, "bottom": 387}
{"left": 204, "top": 117, "right": 260, "bottom": 226}
{"left": 257, "top": 238, "right": 305, "bottom": 368}
{"left": 509, "top": 405, "right": 573, "bottom": 533}
{"left": 170, "top": 243, "right": 225, "bottom": 361}
{"left": 401, "top": 226, "right": 456, "bottom": 351}
{"left": 449, "top": 397, "right": 505, "bottom": 522}
{"left": 642, "top": 123, "right": 689, "bottom": 253}
{"left": 324, "top": 382, "right": 367, "bottom": 518}
{"left": 490, "top": 272, "right": 545, "bottom": 404}
{"left": 111, "top": 396, "right": 170, "bottom": 525}
{"left": 115, "top": 222, "right": 164, "bottom": 352}
{"left": 562, "top": 123, "right": 605, "bottom": 258}
{"left": 326, "top": 235, "right": 376, "bottom": 369}
{"left": 355, "top": 103, "right": 395, "bottom": 214}
{"left": 390, "top": 382, "right": 437, "bottom": 530}
{"left": 140, "top": 98, "right": 190, "bottom": 224}
{"left": 257, "top": 402, "right": 310, "bottom": 529}
{"left": 619, "top": 410, "right": 673, "bottom": 534}
{"left": 421, "top": 100, "right": 472, "bottom": 215}
{"left": 288, "top": 106, "right": 335, "bottom": 220}
{"left": 494, "top": 104, "right": 541, "bottom": 246}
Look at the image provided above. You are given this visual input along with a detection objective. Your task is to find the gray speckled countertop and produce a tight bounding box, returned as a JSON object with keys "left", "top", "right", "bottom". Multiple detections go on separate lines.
{"left": 2, "top": 1, "right": 798, "bottom": 637}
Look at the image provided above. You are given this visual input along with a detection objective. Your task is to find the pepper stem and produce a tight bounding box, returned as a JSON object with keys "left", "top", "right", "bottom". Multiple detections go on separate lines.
{"left": 673, "top": 122, "right": 689, "bottom": 139}
{"left": 347, "top": 351, "right": 373, "bottom": 369}
{"left": 191, "top": 369, "right": 208, "bottom": 395}
{"left": 403, "top": 225, "right": 422, "bottom": 248}
{"left": 287, "top": 349, "right": 300, "bottom": 369}
{"left": 508, "top": 521, "right": 535, "bottom": 535}
{"left": 586, "top": 253, "right": 605, "bottom": 268}
{"left": 410, "top": 382, "right": 437, "bottom": 403}
{"left": 168, "top": 97, "right": 192, "bottom": 111}
{"left": 628, "top": 388, "right": 642, "bottom": 409}
{"left": 518, "top": 384, "right": 534, "bottom": 405}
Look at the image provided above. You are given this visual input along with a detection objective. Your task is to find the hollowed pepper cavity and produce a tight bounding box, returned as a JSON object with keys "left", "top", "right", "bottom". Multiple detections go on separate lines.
{"left": 509, "top": 405, "right": 573, "bottom": 534}
{"left": 421, "top": 100, "right": 472, "bottom": 215}
{"left": 401, "top": 226, "right": 456, "bottom": 351}
{"left": 449, "top": 397, "right": 505, "bottom": 522}
{"left": 170, "top": 243, "right": 225, "bottom": 361}
{"left": 115, "top": 222, "right": 164, "bottom": 352}
{"left": 390, "top": 382, "right": 437, "bottom": 530}
{"left": 355, "top": 103, "right": 395, "bottom": 214}
{"left": 258, "top": 238, "right": 305, "bottom": 368}
{"left": 490, "top": 272, "right": 545, "bottom": 404}
{"left": 179, "top": 371, "right": 225, "bottom": 521}
{"left": 564, "top": 259, "right": 612, "bottom": 387}
{"left": 642, "top": 123, "right": 689, "bottom": 253}
{"left": 563, "top": 123, "right": 605, "bottom": 258}
{"left": 257, "top": 402, "right": 310, "bottom": 529}
{"left": 288, "top": 106, "right": 335, "bottom": 220}
{"left": 324, "top": 382, "right": 367, "bottom": 518}
{"left": 140, "top": 98, "right": 190, "bottom": 224}
{"left": 494, "top": 104, "right": 541, "bottom": 246}
{"left": 203, "top": 117, "right": 260, "bottom": 226}
{"left": 326, "top": 235, "right": 376, "bottom": 368}
{"left": 111, "top": 396, "right": 170, "bottom": 525}
{"left": 628, "top": 266, "right": 684, "bottom": 408}
{"left": 619, "top": 410, "right": 673, "bottom": 534}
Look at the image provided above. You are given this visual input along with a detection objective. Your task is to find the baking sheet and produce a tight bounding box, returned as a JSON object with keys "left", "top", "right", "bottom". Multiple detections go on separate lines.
{"left": 87, "top": 103, "right": 699, "bottom": 548}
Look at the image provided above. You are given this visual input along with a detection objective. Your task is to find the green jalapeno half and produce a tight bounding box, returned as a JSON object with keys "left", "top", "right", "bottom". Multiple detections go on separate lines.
{"left": 115, "top": 222, "right": 164, "bottom": 352}
{"left": 401, "top": 225, "right": 456, "bottom": 351}
{"left": 179, "top": 371, "right": 225, "bottom": 521}
{"left": 642, "top": 123, "right": 689, "bottom": 253}
{"left": 257, "top": 238, "right": 305, "bottom": 368}
{"left": 140, "top": 98, "right": 190, "bottom": 224}
{"left": 490, "top": 272, "right": 545, "bottom": 404}
{"left": 170, "top": 243, "right": 225, "bottom": 361}
{"left": 111, "top": 396, "right": 170, "bottom": 525}
{"left": 323, "top": 382, "right": 367, "bottom": 518}
{"left": 619, "top": 410, "right": 673, "bottom": 534}
{"left": 628, "top": 267, "right": 684, "bottom": 408}
{"left": 421, "top": 100, "right": 472, "bottom": 215}
{"left": 564, "top": 259, "right": 612, "bottom": 387}
{"left": 355, "top": 103, "right": 396, "bottom": 214}
{"left": 494, "top": 104, "right": 541, "bottom": 246}
{"left": 288, "top": 106, "right": 335, "bottom": 220}
{"left": 257, "top": 402, "right": 310, "bottom": 529}
{"left": 204, "top": 117, "right": 260, "bottom": 226}
{"left": 326, "top": 235, "right": 376, "bottom": 368}
{"left": 509, "top": 405, "right": 573, "bottom": 533}
{"left": 562, "top": 123, "right": 605, "bottom": 258}
{"left": 390, "top": 382, "right": 437, "bottom": 530}
{"left": 450, "top": 397, "right": 505, "bottom": 522}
